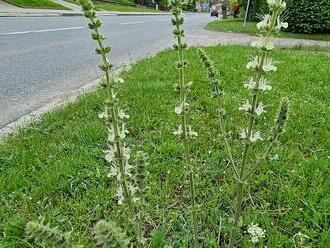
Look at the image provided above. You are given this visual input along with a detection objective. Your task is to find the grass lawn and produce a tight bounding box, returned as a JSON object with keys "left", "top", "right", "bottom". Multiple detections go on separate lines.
{"left": 95, "top": 3, "right": 161, "bottom": 12}
{"left": 5, "top": 0, "right": 70, "bottom": 9}
{"left": 0, "top": 45, "right": 329, "bottom": 247}
{"left": 65, "top": 0, "right": 162, "bottom": 12}
{"left": 206, "top": 19, "right": 330, "bottom": 42}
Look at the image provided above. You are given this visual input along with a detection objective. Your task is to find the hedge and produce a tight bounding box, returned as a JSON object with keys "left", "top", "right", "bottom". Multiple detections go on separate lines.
{"left": 239, "top": 0, "right": 330, "bottom": 34}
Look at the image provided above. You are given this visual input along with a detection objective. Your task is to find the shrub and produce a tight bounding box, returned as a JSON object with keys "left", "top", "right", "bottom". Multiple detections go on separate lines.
{"left": 240, "top": 0, "right": 330, "bottom": 34}
{"left": 285, "top": 0, "right": 330, "bottom": 33}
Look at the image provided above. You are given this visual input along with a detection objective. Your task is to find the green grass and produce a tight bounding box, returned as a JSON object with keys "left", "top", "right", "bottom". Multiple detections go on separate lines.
{"left": 66, "top": 0, "right": 162, "bottom": 12}
{"left": 95, "top": 3, "right": 161, "bottom": 12}
{"left": 206, "top": 19, "right": 330, "bottom": 41}
{"left": 0, "top": 45, "right": 329, "bottom": 247}
{"left": 5, "top": 0, "right": 70, "bottom": 9}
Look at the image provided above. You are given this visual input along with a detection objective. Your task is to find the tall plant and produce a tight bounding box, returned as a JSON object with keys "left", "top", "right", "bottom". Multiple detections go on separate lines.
{"left": 79, "top": 0, "right": 147, "bottom": 246}
{"left": 171, "top": 0, "right": 198, "bottom": 246}
{"left": 199, "top": 0, "right": 290, "bottom": 246}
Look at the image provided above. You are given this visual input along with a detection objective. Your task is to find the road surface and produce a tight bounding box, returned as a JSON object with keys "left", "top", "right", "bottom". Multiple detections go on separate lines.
{"left": 0, "top": 14, "right": 213, "bottom": 128}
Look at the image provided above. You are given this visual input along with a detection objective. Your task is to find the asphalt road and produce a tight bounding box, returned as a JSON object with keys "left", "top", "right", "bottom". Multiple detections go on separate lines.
{"left": 0, "top": 14, "right": 213, "bottom": 128}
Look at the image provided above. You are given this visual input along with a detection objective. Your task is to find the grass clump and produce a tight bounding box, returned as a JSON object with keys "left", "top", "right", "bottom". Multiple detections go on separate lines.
{"left": 206, "top": 19, "right": 330, "bottom": 41}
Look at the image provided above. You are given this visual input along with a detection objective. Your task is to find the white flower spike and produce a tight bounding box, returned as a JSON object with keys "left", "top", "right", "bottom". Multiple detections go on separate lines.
{"left": 239, "top": 100, "right": 252, "bottom": 112}
{"left": 255, "top": 102, "right": 266, "bottom": 116}
{"left": 173, "top": 124, "right": 183, "bottom": 136}
{"left": 246, "top": 56, "right": 260, "bottom": 70}
{"left": 247, "top": 223, "right": 266, "bottom": 244}
{"left": 258, "top": 78, "right": 272, "bottom": 91}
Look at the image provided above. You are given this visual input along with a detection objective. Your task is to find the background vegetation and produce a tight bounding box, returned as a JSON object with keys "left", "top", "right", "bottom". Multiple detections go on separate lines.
{"left": 238, "top": 0, "right": 330, "bottom": 34}
{"left": 5, "top": 0, "right": 69, "bottom": 9}
{"left": 1, "top": 45, "right": 329, "bottom": 247}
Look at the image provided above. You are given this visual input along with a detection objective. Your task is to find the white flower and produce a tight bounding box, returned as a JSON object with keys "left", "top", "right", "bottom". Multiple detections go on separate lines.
{"left": 173, "top": 125, "right": 183, "bottom": 136}
{"left": 128, "top": 183, "right": 138, "bottom": 195}
{"left": 174, "top": 105, "right": 182, "bottom": 115}
{"left": 258, "top": 78, "right": 272, "bottom": 91}
{"left": 122, "top": 145, "right": 131, "bottom": 160}
{"left": 246, "top": 56, "right": 260, "bottom": 70}
{"left": 174, "top": 102, "right": 188, "bottom": 115}
{"left": 255, "top": 102, "right": 266, "bottom": 116}
{"left": 244, "top": 77, "right": 257, "bottom": 90}
{"left": 105, "top": 147, "right": 115, "bottom": 162}
{"left": 276, "top": 17, "right": 288, "bottom": 30}
{"left": 116, "top": 186, "right": 124, "bottom": 205}
{"left": 111, "top": 91, "right": 117, "bottom": 100}
{"left": 98, "top": 109, "right": 108, "bottom": 119}
{"left": 247, "top": 223, "right": 266, "bottom": 244}
{"left": 114, "top": 77, "right": 124, "bottom": 84}
{"left": 257, "top": 14, "right": 271, "bottom": 30}
{"left": 107, "top": 166, "right": 118, "bottom": 178}
{"left": 124, "top": 161, "right": 133, "bottom": 178}
{"left": 188, "top": 125, "right": 198, "bottom": 137}
{"left": 267, "top": 0, "right": 286, "bottom": 10}
{"left": 239, "top": 100, "right": 252, "bottom": 112}
{"left": 240, "top": 129, "right": 262, "bottom": 142}
{"left": 240, "top": 129, "right": 248, "bottom": 140}
{"left": 262, "top": 58, "right": 277, "bottom": 72}
{"left": 250, "top": 131, "right": 262, "bottom": 142}
{"left": 252, "top": 39, "right": 274, "bottom": 51}
{"left": 118, "top": 109, "right": 129, "bottom": 119}
{"left": 120, "top": 123, "right": 129, "bottom": 139}
{"left": 107, "top": 125, "right": 115, "bottom": 142}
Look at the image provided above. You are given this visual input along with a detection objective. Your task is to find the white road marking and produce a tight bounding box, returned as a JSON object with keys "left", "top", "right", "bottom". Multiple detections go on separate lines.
{"left": 156, "top": 19, "right": 168, "bottom": 22}
{"left": 119, "top": 21, "right": 145, "bottom": 25}
{"left": 0, "top": 26, "right": 84, "bottom": 36}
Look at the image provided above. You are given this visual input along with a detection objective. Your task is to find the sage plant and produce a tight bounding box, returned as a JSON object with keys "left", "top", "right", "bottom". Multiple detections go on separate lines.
{"left": 171, "top": 0, "right": 198, "bottom": 245}
{"left": 198, "top": 0, "right": 290, "bottom": 247}
{"left": 25, "top": 219, "right": 130, "bottom": 248}
{"left": 26, "top": 219, "right": 72, "bottom": 248}
{"left": 229, "top": 0, "right": 289, "bottom": 246}
{"left": 79, "top": 0, "right": 146, "bottom": 245}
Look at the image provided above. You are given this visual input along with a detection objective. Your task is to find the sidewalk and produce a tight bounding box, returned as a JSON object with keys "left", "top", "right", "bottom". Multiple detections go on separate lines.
{"left": 0, "top": 0, "right": 170, "bottom": 17}
{"left": 187, "top": 29, "right": 330, "bottom": 49}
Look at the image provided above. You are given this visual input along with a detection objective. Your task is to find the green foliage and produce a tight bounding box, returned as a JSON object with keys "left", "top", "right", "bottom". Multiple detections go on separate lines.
{"left": 93, "top": 220, "right": 130, "bottom": 248}
{"left": 5, "top": 0, "right": 69, "bottom": 9}
{"left": 0, "top": 219, "right": 26, "bottom": 247}
{"left": 0, "top": 45, "right": 329, "bottom": 246}
{"left": 285, "top": 0, "right": 330, "bottom": 33}
{"left": 26, "top": 219, "right": 72, "bottom": 247}
{"left": 206, "top": 19, "right": 330, "bottom": 41}
{"left": 239, "top": 0, "right": 330, "bottom": 34}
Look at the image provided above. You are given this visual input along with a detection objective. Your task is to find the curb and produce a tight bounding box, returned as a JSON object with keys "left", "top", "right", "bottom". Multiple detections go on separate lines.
{"left": 0, "top": 77, "right": 102, "bottom": 142}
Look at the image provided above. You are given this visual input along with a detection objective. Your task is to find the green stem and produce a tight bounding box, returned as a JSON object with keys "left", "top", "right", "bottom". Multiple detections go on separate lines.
{"left": 177, "top": 26, "right": 197, "bottom": 247}
{"left": 228, "top": 51, "right": 266, "bottom": 248}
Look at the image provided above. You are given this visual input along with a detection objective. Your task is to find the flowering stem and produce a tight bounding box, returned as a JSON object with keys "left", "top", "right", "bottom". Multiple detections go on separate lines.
{"left": 79, "top": 0, "right": 142, "bottom": 245}
{"left": 197, "top": 48, "right": 239, "bottom": 179}
{"left": 228, "top": 51, "right": 266, "bottom": 248}
{"left": 172, "top": 1, "right": 197, "bottom": 245}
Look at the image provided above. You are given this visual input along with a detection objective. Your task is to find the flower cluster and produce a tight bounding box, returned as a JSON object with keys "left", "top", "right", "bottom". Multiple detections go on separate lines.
{"left": 241, "top": 0, "right": 288, "bottom": 145}
{"left": 79, "top": 0, "right": 137, "bottom": 207}
{"left": 247, "top": 223, "right": 266, "bottom": 244}
{"left": 252, "top": 0, "right": 288, "bottom": 51}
